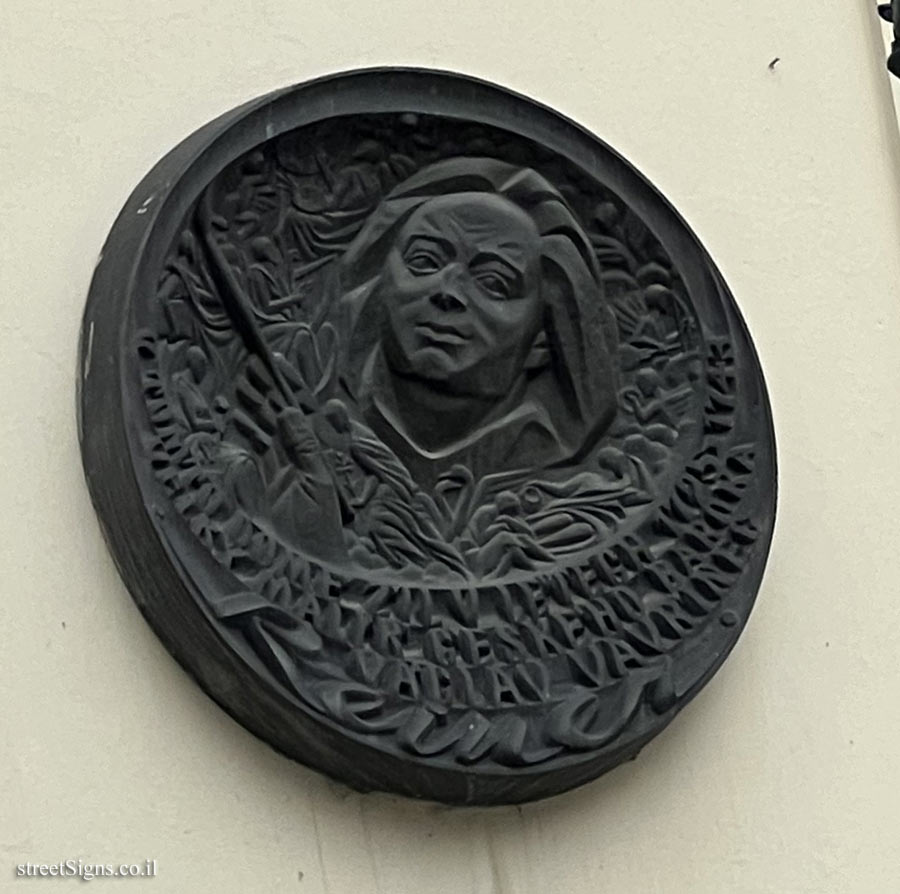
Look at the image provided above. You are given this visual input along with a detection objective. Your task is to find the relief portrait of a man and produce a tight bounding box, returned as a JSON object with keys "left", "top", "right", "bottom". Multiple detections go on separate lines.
{"left": 217, "top": 155, "right": 633, "bottom": 574}
{"left": 328, "top": 158, "right": 619, "bottom": 489}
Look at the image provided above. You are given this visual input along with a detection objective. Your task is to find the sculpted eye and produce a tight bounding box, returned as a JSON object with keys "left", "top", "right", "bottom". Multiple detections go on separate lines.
{"left": 477, "top": 273, "right": 509, "bottom": 298}
{"left": 402, "top": 236, "right": 452, "bottom": 276}
{"left": 405, "top": 251, "right": 444, "bottom": 275}
{"left": 476, "top": 270, "right": 516, "bottom": 300}
{"left": 471, "top": 254, "right": 522, "bottom": 301}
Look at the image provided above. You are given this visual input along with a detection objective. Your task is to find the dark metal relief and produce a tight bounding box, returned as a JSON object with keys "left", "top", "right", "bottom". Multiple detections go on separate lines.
{"left": 80, "top": 70, "right": 775, "bottom": 804}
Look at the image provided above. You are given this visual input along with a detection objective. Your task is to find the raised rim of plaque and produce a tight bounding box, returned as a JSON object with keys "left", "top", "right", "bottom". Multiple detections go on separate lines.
{"left": 78, "top": 68, "right": 777, "bottom": 805}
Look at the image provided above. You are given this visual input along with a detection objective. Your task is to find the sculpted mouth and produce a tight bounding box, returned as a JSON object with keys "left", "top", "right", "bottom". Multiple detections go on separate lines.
{"left": 415, "top": 321, "right": 470, "bottom": 345}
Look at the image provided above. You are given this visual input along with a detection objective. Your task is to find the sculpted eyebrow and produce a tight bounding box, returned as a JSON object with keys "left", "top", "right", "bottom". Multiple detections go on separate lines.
{"left": 403, "top": 234, "right": 455, "bottom": 257}
{"left": 470, "top": 251, "right": 524, "bottom": 279}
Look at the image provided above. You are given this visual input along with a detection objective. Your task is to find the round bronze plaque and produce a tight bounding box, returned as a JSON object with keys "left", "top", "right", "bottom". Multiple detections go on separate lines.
{"left": 79, "top": 69, "right": 776, "bottom": 804}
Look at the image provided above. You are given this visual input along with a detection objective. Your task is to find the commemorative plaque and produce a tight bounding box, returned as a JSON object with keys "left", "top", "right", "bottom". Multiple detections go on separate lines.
{"left": 79, "top": 69, "right": 776, "bottom": 804}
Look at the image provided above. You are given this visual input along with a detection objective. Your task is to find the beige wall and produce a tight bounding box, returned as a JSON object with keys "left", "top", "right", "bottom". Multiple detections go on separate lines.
{"left": 3, "top": 1, "right": 900, "bottom": 891}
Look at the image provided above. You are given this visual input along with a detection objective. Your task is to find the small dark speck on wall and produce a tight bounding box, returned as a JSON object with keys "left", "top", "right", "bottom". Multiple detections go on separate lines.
{"left": 768, "top": 57, "right": 781, "bottom": 71}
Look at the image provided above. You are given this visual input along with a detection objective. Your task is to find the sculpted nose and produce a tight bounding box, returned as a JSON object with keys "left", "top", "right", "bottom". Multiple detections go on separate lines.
{"left": 429, "top": 267, "right": 468, "bottom": 313}
{"left": 430, "top": 290, "right": 467, "bottom": 313}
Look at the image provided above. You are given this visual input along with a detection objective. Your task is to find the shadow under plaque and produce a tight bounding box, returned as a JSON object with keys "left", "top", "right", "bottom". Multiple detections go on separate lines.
{"left": 78, "top": 68, "right": 776, "bottom": 805}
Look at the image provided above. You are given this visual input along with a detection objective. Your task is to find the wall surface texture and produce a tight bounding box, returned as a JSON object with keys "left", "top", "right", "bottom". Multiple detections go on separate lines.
{"left": 2, "top": 1, "right": 899, "bottom": 892}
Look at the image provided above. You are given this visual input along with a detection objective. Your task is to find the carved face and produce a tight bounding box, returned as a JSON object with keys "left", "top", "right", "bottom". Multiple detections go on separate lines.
{"left": 378, "top": 193, "right": 544, "bottom": 397}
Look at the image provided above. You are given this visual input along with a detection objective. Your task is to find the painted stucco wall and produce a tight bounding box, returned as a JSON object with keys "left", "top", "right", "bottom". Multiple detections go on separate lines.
{"left": 2, "top": 1, "right": 899, "bottom": 891}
